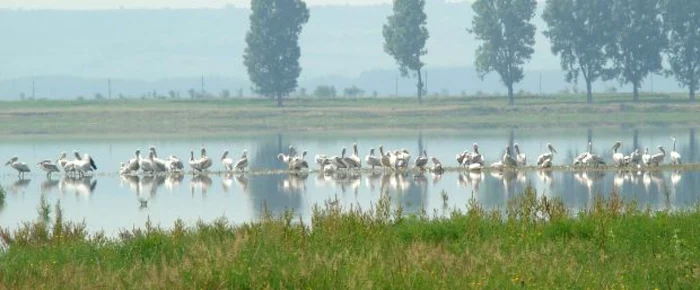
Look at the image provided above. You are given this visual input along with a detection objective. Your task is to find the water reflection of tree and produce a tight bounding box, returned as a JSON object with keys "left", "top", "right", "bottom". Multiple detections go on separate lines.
{"left": 248, "top": 135, "right": 302, "bottom": 219}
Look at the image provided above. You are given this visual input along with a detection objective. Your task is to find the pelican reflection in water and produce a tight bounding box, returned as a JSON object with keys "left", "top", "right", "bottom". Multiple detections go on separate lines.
{"left": 59, "top": 176, "right": 97, "bottom": 199}
{"left": 221, "top": 172, "right": 248, "bottom": 194}
{"left": 190, "top": 174, "right": 213, "bottom": 197}
{"left": 280, "top": 173, "right": 309, "bottom": 195}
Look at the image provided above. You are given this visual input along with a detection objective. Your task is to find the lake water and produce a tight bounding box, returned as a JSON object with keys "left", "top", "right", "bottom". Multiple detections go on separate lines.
{"left": 1, "top": 127, "right": 698, "bottom": 235}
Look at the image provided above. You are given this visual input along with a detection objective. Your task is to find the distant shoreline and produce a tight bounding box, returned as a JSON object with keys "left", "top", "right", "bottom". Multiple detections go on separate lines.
{"left": 0, "top": 95, "right": 697, "bottom": 138}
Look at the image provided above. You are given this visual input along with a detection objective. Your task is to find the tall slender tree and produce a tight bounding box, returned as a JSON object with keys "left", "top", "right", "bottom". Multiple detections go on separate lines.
{"left": 383, "top": 0, "right": 429, "bottom": 103}
{"left": 609, "top": 0, "right": 666, "bottom": 101}
{"left": 663, "top": 0, "right": 700, "bottom": 101}
{"left": 469, "top": 0, "right": 537, "bottom": 106}
{"left": 243, "top": 0, "right": 310, "bottom": 107}
{"left": 542, "top": 0, "right": 616, "bottom": 104}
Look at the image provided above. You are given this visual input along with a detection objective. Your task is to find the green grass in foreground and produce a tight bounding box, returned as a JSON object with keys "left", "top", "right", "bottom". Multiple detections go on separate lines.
{"left": 0, "top": 186, "right": 699, "bottom": 289}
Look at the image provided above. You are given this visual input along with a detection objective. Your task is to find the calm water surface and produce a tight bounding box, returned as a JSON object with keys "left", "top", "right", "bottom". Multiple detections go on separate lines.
{"left": 1, "top": 127, "right": 698, "bottom": 235}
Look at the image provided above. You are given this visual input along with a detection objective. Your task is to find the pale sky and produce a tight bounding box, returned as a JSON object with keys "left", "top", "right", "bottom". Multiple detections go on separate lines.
{"left": 0, "top": 0, "right": 401, "bottom": 9}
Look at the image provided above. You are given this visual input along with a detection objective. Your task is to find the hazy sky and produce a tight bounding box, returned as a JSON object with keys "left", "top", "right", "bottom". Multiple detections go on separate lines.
{"left": 0, "top": 0, "right": 404, "bottom": 9}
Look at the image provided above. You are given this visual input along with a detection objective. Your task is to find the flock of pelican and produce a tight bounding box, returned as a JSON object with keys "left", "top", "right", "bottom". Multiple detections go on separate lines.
{"left": 116, "top": 146, "right": 248, "bottom": 176}
{"left": 4, "top": 151, "right": 97, "bottom": 179}
{"left": 1, "top": 137, "right": 685, "bottom": 181}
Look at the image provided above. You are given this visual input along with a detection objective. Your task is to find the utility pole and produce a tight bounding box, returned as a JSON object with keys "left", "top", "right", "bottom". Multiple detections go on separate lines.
{"left": 425, "top": 70, "right": 428, "bottom": 96}
{"left": 108, "top": 79, "right": 112, "bottom": 100}
{"left": 201, "top": 75, "right": 205, "bottom": 95}
{"left": 395, "top": 76, "right": 398, "bottom": 97}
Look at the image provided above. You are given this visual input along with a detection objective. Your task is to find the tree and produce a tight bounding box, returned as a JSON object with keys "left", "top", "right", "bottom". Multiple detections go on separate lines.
{"left": 609, "top": 0, "right": 666, "bottom": 101}
{"left": 469, "top": 0, "right": 537, "bottom": 106}
{"left": 663, "top": 0, "right": 700, "bottom": 101}
{"left": 343, "top": 85, "right": 365, "bottom": 98}
{"left": 383, "top": 0, "right": 429, "bottom": 104}
{"left": 243, "top": 0, "right": 310, "bottom": 107}
{"left": 542, "top": 0, "right": 616, "bottom": 104}
{"left": 313, "top": 85, "right": 336, "bottom": 98}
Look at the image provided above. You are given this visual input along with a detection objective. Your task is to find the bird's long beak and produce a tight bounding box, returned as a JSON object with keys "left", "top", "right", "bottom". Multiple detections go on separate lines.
{"left": 4, "top": 160, "right": 10, "bottom": 166}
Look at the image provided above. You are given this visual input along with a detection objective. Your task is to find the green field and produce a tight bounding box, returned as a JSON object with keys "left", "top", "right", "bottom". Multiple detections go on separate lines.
{"left": 0, "top": 187, "right": 698, "bottom": 289}
{"left": 1, "top": 93, "right": 698, "bottom": 138}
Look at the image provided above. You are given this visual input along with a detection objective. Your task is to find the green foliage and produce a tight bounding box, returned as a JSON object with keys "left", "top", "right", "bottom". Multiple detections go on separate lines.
{"left": 470, "top": 0, "right": 537, "bottom": 106}
{"left": 1, "top": 189, "right": 700, "bottom": 288}
{"left": 609, "top": 0, "right": 666, "bottom": 101}
{"left": 383, "top": 0, "right": 429, "bottom": 101}
{"left": 313, "top": 85, "right": 336, "bottom": 98}
{"left": 543, "top": 0, "right": 617, "bottom": 103}
{"left": 243, "top": 0, "right": 310, "bottom": 106}
{"left": 343, "top": 85, "right": 365, "bottom": 98}
{"left": 663, "top": 0, "right": 700, "bottom": 101}
{"left": 0, "top": 186, "right": 5, "bottom": 208}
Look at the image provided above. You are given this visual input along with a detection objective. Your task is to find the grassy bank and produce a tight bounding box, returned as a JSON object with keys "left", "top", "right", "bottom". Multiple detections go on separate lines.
{"left": 0, "top": 187, "right": 699, "bottom": 289}
{"left": 0, "top": 93, "right": 699, "bottom": 138}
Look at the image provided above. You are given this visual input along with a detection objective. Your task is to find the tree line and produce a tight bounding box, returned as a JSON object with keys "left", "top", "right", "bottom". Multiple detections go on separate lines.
{"left": 243, "top": 0, "right": 700, "bottom": 106}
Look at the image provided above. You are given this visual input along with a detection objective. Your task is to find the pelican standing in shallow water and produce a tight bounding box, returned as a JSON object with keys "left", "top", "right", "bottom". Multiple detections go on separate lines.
{"left": 221, "top": 150, "right": 234, "bottom": 171}
{"left": 671, "top": 137, "right": 682, "bottom": 165}
{"left": 189, "top": 150, "right": 202, "bottom": 173}
{"left": 502, "top": 145, "right": 517, "bottom": 168}
{"left": 126, "top": 149, "right": 141, "bottom": 173}
{"left": 166, "top": 155, "right": 184, "bottom": 172}
{"left": 611, "top": 141, "right": 625, "bottom": 167}
{"left": 37, "top": 160, "right": 60, "bottom": 178}
{"left": 536, "top": 143, "right": 557, "bottom": 167}
{"left": 365, "top": 148, "right": 381, "bottom": 170}
{"left": 514, "top": 143, "right": 526, "bottom": 166}
{"left": 642, "top": 147, "right": 651, "bottom": 166}
{"left": 234, "top": 150, "right": 248, "bottom": 172}
{"left": 430, "top": 157, "right": 443, "bottom": 173}
{"left": 5, "top": 157, "right": 30, "bottom": 178}
{"left": 649, "top": 146, "right": 666, "bottom": 166}
{"left": 56, "top": 152, "right": 69, "bottom": 170}
{"left": 414, "top": 149, "right": 428, "bottom": 170}
{"left": 378, "top": 145, "right": 392, "bottom": 169}
{"left": 198, "top": 147, "right": 213, "bottom": 172}
{"left": 582, "top": 142, "right": 605, "bottom": 167}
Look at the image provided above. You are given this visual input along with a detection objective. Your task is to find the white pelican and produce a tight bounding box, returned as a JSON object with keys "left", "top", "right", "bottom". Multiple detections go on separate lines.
{"left": 468, "top": 162, "right": 483, "bottom": 171}
{"left": 536, "top": 143, "right": 557, "bottom": 167}
{"left": 642, "top": 147, "right": 651, "bottom": 166}
{"left": 126, "top": 149, "right": 141, "bottom": 172}
{"left": 197, "top": 147, "right": 213, "bottom": 172}
{"left": 331, "top": 147, "right": 349, "bottom": 169}
{"left": 188, "top": 150, "right": 202, "bottom": 173}
{"left": 502, "top": 145, "right": 517, "bottom": 168}
{"left": 234, "top": 150, "right": 248, "bottom": 172}
{"left": 37, "top": 160, "right": 60, "bottom": 178}
{"left": 221, "top": 150, "right": 234, "bottom": 171}
{"left": 540, "top": 158, "right": 553, "bottom": 169}
{"left": 379, "top": 145, "right": 392, "bottom": 169}
{"left": 166, "top": 155, "right": 184, "bottom": 172}
{"left": 139, "top": 151, "right": 156, "bottom": 174}
{"left": 625, "top": 149, "right": 641, "bottom": 166}
{"left": 290, "top": 150, "right": 309, "bottom": 171}
{"left": 513, "top": 143, "right": 526, "bottom": 166}
{"left": 456, "top": 151, "right": 468, "bottom": 166}
{"left": 400, "top": 148, "right": 411, "bottom": 165}
{"left": 582, "top": 142, "right": 605, "bottom": 167}
{"left": 56, "top": 152, "right": 69, "bottom": 170}
{"left": 670, "top": 137, "right": 682, "bottom": 165}
{"left": 471, "top": 143, "right": 484, "bottom": 166}
{"left": 365, "top": 148, "right": 381, "bottom": 170}
{"left": 344, "top": 144, "right": 361, "bottom": 168}
{"left": 649, "top": 146, "right": 666, "bottom": 166}
{"left": 149, "top": 147, "right": 168, "bottom": 173}
{"left": 65, "top": 153, "right": 97, "bottom": 177}
{"left": 349, "top": 143, "right": 362, "bottom": 168}
{"left": 5, "top": 157, "right": 30, "bottom": 178}
{"left": 315, "top": 154, "right": 329, "bottom": 170}
{"left": 415, "top": 149, "right": 428, "bottom": 170}
{"left": 148, "top": 146, "right": 168, "bottom": 172}
{"left": 288, "top": 145, "right": 298, "bottom": 158}
{"left": 278, "top": 153, "right": 291, "bottom": 165}
{"left": 430, "top": 157, "right": 443, "bottom": 173}
{"left": 611, "top": 141, "right": 625, "bottom": 167}
{"left": 119, "top": 162, "right": 131, "bottom": 175}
